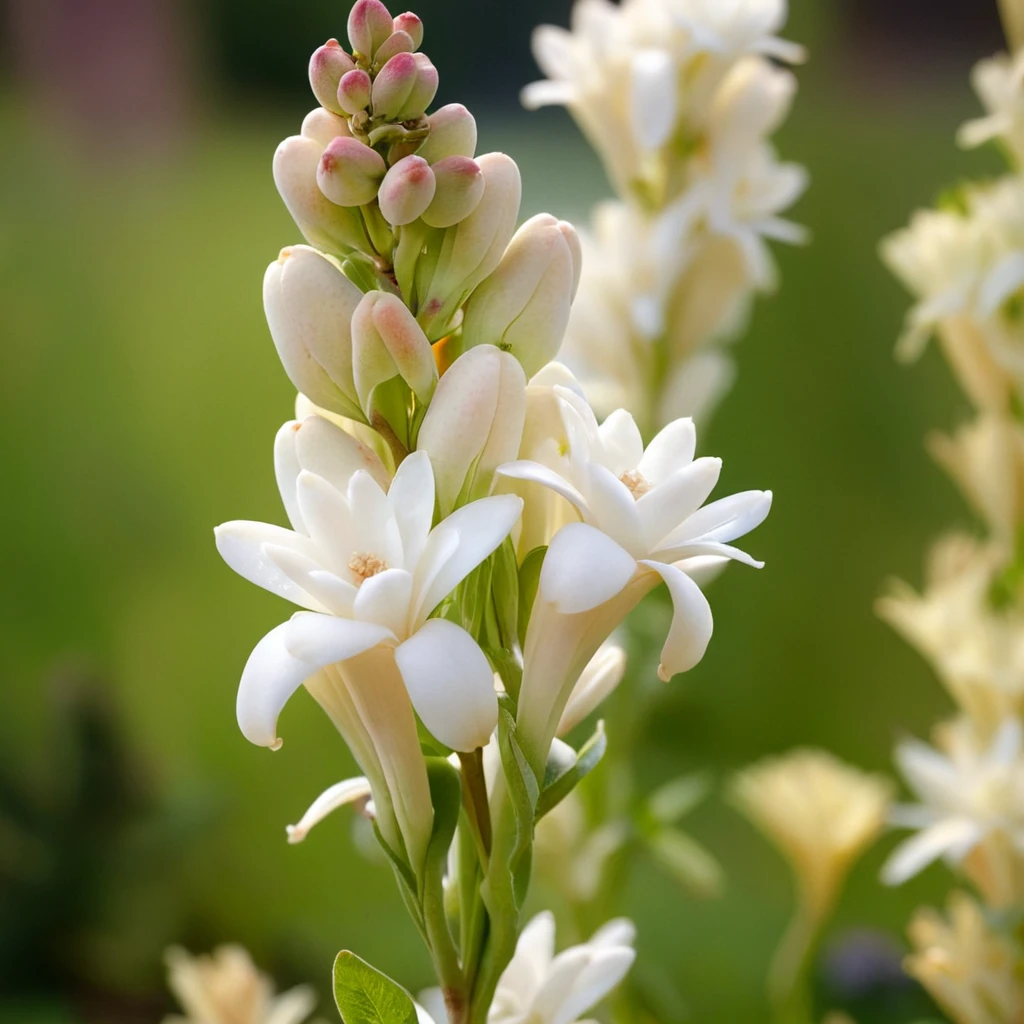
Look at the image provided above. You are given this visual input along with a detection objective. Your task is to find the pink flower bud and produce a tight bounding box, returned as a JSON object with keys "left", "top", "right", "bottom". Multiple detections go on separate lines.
{"left": 374, "top": 29, "right": 415, "bottom": 64}
{"left": 317, "top": 136, "right": 387, "bottom": 207}
{"left": 417, "top": 104, "right": 477, "bottom": 163}
{"left": 393, "top": 12, "right": 424, "bottom": 50}
{"left": 378, "top": 155, "right": 437, "bottom": 225}
{"left": 337, "top": 69, "right": 372, "bottom": 115}
{"left": 308, "top": 40, "right": 355, "bottom": 115}
{"left": 352, "top": 291, "right": 438, "bottom": 419}
{"left": 273, "top": 134, "right": 372, "bottom": 255}
{"left": 348, "top": 0, "right": 395, "bottom": 58}
{"left": 421, "top": 156, "right": 484, "bottom": 228}
{"left": 462, "top": 214, "right": 579, "bottom": 377}
{"left": 371, "top": 52, "right": 419, "bottom": 120}
{"left": 396, "top": 53, "right": 439, "bottom": 120}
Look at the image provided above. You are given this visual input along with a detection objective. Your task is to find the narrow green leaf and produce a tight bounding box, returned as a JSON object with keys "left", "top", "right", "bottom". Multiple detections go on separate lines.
{"left": 491, "top": 537, "right": 520, "bottom": 650}
{"left": 332, "top": 951, "right": 418, "bottom": 1024}
{"left": 516, "top": 546, "right": 547, "bottom": 648}
{"left": 536, "top": 721, "right": 608, "bottom": 820}
{"left": 371, "top": 821, "right": 422, "bottom": 929}
{"left": 496, "top": 698, "right": 539, "bottom": 909}
{"left": 646, "top": 827, "right": 724, "bottom": 899}
{"left": 644, "top": 772, "right": 713, "bottom": 827}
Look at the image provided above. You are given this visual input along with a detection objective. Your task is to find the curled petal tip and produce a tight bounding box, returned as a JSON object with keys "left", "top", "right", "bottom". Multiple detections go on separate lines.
{"left": 657, "top": 664, "right": 671, "bottom": 683}
{"left": 269, "top": 737, "right": 284, "bottom": 751}
{"left": 285, "top": 824, "right": 305, "bottom": 844}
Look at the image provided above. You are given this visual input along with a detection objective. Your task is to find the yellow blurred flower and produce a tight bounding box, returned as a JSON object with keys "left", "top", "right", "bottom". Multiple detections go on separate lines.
{"left": 164, "top": 945, "right": 317, "bottom": 1024}
{"left": 906, "top": 892, "right": 1024, "bottom": 1024}
{"left": 731, "top": 749, "right": 892, "bottom": 920}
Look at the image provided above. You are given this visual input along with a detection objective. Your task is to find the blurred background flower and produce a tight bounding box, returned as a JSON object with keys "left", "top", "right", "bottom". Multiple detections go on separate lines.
{"left": 0, "top": 0, "right": 1012, "bottom": 1020}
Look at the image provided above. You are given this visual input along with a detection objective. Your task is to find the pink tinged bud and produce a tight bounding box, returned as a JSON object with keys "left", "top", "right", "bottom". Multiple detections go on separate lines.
{"left": 273, "top": 135, "right": 372, "bottom": 255}
{"left": 421, "top": 156, "right": 484, "bottom": 228}
{"left": 263, "top": 246, "right": 364, "bottom": 420}
{"left": 393, "top": 12, "right": 424, "bottom": 50}
{"left": 348, "top": 0, "right": 395, "bottom": 58}
{"left": 371, "top": 52, "right": 419, "bottom": 120}
{"left": 351, "top": 291, "right": 438, "bottom": 414}
{"left": 309, "top": 40, "right": 355, "bottom": 115}
{"left": 374, "top": 29, "right": 415, "bottom": 64}
{"left": 377, "top": 155, "right": 436, "bottom": 225}
{"left": 418, "top": 152, "right": 522, "bottom": 339}
{"left": 417, "top": 104, "right": 477, "bottom": 163}
{"left": 417, "top": 346, "right": 527, "bottom": 515}
{"left": 396, "top": 53, "right": 439, "bottom": 121}
{"left": 301, "top": 107, "right": 352, "bottom": 146}
{"left": 317, "top": 136, "right": 387, "bottom": 207}
{"left": 462, "top": 214, "right": 579, "bottom": 378}
{"left": 337, "top": 69, "right": 373, "bottom": 115}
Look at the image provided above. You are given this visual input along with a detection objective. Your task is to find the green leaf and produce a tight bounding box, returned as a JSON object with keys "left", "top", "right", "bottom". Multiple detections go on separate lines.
{"left": 491, "top": 537, "right": 520, "bottom": 650}
{"left": 496, "top": 697, "right": 539, "bottom": 908}
{"left": 332, "top": 950, "right": 418, "bottom": 1024}
{"left": 371, "top": 821, "right": 423, "bottom": 935}
{"left": 646, "top": 827, "right": 724, "bottom": 899}
{"left": 643, "top": 772, "right": 712, "bottom": 827}
{"left": 516, "top": 546, "right": 547, "bottom": 648}
{"left": 536, "top": 721, "right": 608, "bottom": 820}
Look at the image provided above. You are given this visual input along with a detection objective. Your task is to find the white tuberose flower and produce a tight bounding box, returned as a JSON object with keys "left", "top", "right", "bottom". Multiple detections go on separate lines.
{"left": 499, "top": 393, "right": 770, "bottom": 766}
{"left": 882, "top": 717, "right": 1024, "bottom": 887}
{"left": 419, "top": 912, "right": 635, "bottom": 1024}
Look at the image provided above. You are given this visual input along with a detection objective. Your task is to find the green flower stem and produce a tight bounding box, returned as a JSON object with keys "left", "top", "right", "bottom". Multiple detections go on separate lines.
{"left": 768, "top": 895, "right": 821, "bottom": 1024}
{"left": 422, "top": 848, "right": 467, "bottom": 1024}
{"left": 459, "top": 749, "right": 492, "bottom": 862}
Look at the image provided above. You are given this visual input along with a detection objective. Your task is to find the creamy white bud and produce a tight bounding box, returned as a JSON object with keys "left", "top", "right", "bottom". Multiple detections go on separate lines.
{"left": 348, "top": 0, "right": 395, "bottom": 59}
{"left": 378, "top": 155, "right": 437, "bottom": 225}
{"left": 393, "top": 12, "right": 423, "bottom": 50}
{"left": 372, "top": 52, "right": 419, "bottom": 120}
{"left": 374, "top": 29, "right": 415, "bottom": 65}
{"left": 417, "top": 345, "right": 527, "bottom": 515}
{"left": 317, "top": 136, "right": 388, "bottom": 207}
{"left": 462, "top": 214, "right": 578, "bottom": 377}
{"left": 418, "top": 103, "right": 477, "bottom": 163}
{"left": 309, "top": 40, "right": 355, "bottom": 115}
{"left": 421, "top": 156, "right": 484, "bottom": 228}
{"left": 337, "top": 69, "right": 372, "bottom": 115}
{"left": 263, "top": 246, "right": 364, "bottom": 420}
{"left": 273, "top": 134, "right": 371, "bottom": 255}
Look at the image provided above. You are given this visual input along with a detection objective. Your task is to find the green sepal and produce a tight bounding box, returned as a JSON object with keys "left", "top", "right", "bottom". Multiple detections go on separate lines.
{"left": 491, "top": 538, "right": 520, "bottom": 651}
{"left": 535, "top": 721, "right": 607, "bottom": 820}
{"left": 332, "top": 950, "right": 418, "bottom": 1024}
{"left": 424, "top": 756, "right": 462, "bottom": 880}
{"left": 517, "top": 546, "right": 547, "bottom": 649}
{"left": 367, "top": 376, "right": 414, "bottom": 451}
{"left": 371, "top": 820, "right": 423, "bottom": 934}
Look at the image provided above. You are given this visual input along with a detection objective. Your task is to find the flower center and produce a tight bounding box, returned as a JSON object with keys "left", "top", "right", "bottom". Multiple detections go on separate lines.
{"left": 619, "top": 469, "right": 652, "bottom": 499}
{"left": 348, "top": 553, "right": 389, "bottom": 585}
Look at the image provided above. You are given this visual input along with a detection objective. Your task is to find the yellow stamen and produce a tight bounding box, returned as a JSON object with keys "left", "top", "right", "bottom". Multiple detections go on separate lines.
{"left": 619, "top": 469, "right": 652, "bottom": 499}
{"left": 348, "top": 553, "right": 389, "bottom": 584}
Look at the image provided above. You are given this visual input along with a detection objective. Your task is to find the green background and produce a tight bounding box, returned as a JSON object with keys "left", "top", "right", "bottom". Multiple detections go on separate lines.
{"left": 0, "top": 0, "right": 1007, "bottom": 1019}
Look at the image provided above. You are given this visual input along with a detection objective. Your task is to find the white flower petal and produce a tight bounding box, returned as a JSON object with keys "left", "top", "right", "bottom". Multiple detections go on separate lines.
{"left": 637, "top": 418, "right": 696, "bottom": 483}
{"left": 640, "top": 560, "right": 714, "bottom": 680}
{"left": 411, "top": 495, "right": 524, "bottom": 628}
{"left": 497, "top": 460, "right": 589, "bottom": 517}
{"left": 664, "top": 490, "right": 772, "bottom": 546}
{"left": 286, "top": 776, "right": 372, "bottom": 844}
{"left": 979, "top": 253, "right": 1024, "bottom": 317}
{"left": 540, "top": 523, "right": 637, "bottom": 614}
{"left": 295, "top": 472, "right": 357, "bottom": 575}
{"left": 583, "top": 463, "right": 643, "bottom": 551}
{"left": 881, "top": 817, "right": 981, "bottom": 886}
{"left": 499, "top": 911, "right": 556, "bottom": 998}
{"left": 284, "top": 612, "right": 395, "bottom": 668}
{"left": 552, "top": 947, "right": 637, "bottom": 1024}
{"left": 630, "top": 49, "right": 678, "bottom": 151}
{"left": 388, "top": 451, "right": 436, "bottom": 570}
{"left": 637, "top": 457, "right": 722, "bottom": 550}
{"left": 215, "top": 521, "right": 325, "bottom": 609}
{"left": 394, "top": 620, "right": 498, "bottom": 751}
{"left": 532, "top": 25, "right": 575, "bottom": 80}
{"left": 294, "top": 414, "right": 391, "bottom": 493}
{"left": 597, "top": 409, "right": 645, "bottom": 473}
{"left": 236, "top": 623, "right": 313, "bottom": 750}
{"left": 274, "top": 421, "right": 306, "bottom": 533}
{"left": 521, "top": 79, "right": 575, "bottom": 109}
{"left": 263, "top": 544, "right": 358, "bottom": 617}
{"left": 353, "top": 568, "right": 415, "bottom": 638}
{"left": 558, "top": 644, "right": 626, "bottom": 735}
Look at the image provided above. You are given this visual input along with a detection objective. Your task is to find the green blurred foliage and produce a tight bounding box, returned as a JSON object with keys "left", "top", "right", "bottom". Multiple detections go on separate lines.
{"left": 0, "top": 0, "right": 1010, "bottom": 1019}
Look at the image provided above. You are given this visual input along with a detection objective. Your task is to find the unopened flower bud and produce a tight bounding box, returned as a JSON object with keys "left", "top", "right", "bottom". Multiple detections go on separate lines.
{"left": 348, "top": 0, "right": 395, "bottom": 59}
{"left": 317, "top": 136, "right": 387, "bottom": 207}
{"left": 374, "top": 29, "right": 415, "bottom": 65}
{"left": 418, "top": 152, "right": 522, "bottom": 339}
{"left": 421, "top": 156, "right": 484, "bottom": 228}
{"left": 378, "top": 155, "right": 436, "bottom": 225}
{"left": 393, "top": 12, "right": 423, "bottom": 50}
{"left": 301, "top": 107, "right": 352, "bottom": 146}
{"left": 337, "top": 69, "right": 372, "bottom": 115}
{"left": 273, "top": 134, "right": 371, "bottom": 255}
{"left": 263, "top": 246, "right": 364, "bottom": 419}
{"left": 417, "top": 103, "right": 477, "bottom": 163}
{"left": 417, "top": 346, "right": 527, "bottom": 515}
{"left": 309, "top": 40, "right": 355, "bottom": 115}
{"left": 371, "top": 52, "right": 419, "bottom": 120}
{"left": 396, "top": 54, "right": 439, "bottom": 121}
{"left": 462, "top": 214, "right": 579, "bottom": 377}
{"left": 352, "top": 291, "right": 438, "bottom": 419}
